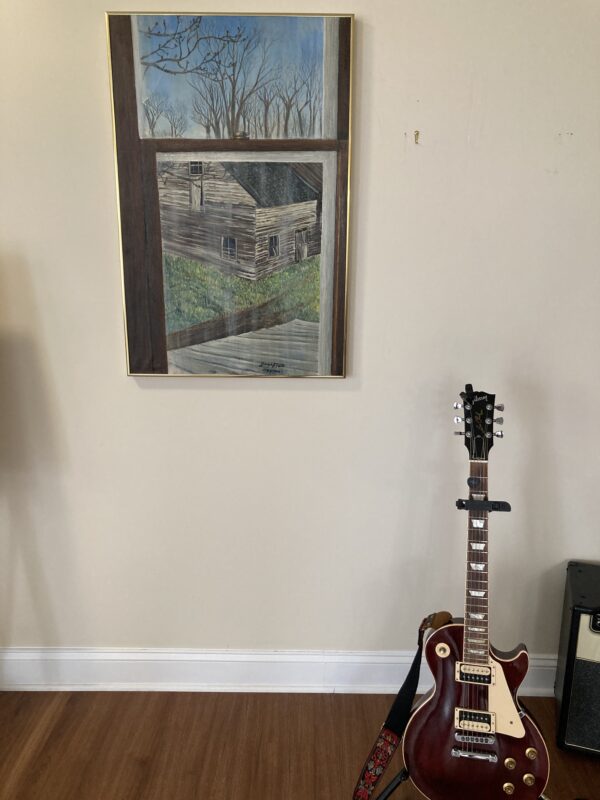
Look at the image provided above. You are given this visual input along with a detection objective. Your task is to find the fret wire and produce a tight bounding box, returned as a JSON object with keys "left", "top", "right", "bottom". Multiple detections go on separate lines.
{"left": 463, "top": 459, "right": 490, "bottom": 665}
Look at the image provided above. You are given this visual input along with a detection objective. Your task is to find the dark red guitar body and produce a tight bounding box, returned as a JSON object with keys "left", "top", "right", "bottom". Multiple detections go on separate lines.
{"left": 402, "top": 623, "right": 550, "bottom": 800}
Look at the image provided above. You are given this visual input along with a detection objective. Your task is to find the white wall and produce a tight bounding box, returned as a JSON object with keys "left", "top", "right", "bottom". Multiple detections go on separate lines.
{"left": 1, "top": 0, "right": 599, "bottom": 661}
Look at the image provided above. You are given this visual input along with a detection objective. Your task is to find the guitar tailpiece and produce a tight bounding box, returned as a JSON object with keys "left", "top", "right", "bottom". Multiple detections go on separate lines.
{"left": 456, "top": 499, "right": 511, "bottom": 513}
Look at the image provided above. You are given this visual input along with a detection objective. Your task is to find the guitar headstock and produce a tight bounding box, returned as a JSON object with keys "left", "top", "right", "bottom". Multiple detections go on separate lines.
{"left": 453, "top": 383, "right": 504, "bottom": 461}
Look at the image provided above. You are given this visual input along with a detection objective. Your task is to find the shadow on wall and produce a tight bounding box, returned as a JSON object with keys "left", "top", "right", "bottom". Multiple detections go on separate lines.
{"left": 506, "top": 375, "right": 563, "bottom": 653}
{"left": 0, "top": 253, "right": 74, "bottom": 683}
{"left": 376, "top": 376, "right": 461, "bottom": 648}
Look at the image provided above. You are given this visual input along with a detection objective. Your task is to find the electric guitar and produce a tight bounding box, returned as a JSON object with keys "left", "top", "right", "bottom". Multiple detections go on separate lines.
{"left": 402, "top": 385, "right": 550, "bottom": 799}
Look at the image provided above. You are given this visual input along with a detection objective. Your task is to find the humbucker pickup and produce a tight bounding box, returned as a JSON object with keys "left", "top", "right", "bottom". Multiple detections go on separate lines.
{"left": 455, "top": 708, "right": 496, "bottom": 733}
{"left": 455, "top": 662, "right": 495, "bottom": 685}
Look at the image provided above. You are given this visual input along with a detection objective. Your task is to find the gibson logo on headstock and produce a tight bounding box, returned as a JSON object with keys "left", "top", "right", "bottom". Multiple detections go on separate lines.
{"left": 473, "top": 395, "right": 488, "bottom": 403}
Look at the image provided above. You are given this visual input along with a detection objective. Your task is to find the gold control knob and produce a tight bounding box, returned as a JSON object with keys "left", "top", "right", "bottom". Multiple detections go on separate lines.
{"left": 504, "top": 758, "right": 516, "bottom": 770}
{"left": 503, "top": 783, "right": 515, "bottom": 795}
{"left": 525, "top": 747, "right": 538, "bottom": 760}
{"left": 523, "top": 774, "right": 535, "bottom": 787}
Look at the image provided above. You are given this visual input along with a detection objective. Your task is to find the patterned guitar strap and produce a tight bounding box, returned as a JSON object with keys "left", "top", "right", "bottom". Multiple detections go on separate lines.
{"left": 352, "top": 610, "right": 453, "bottom": 800}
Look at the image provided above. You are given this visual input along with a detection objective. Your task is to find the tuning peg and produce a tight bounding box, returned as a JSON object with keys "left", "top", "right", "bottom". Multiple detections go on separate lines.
{"left": 453, "top": 416, "right": 464, "bottom": 424}
{"left": 494, "top": 417, "right": 504, "bottom": 425}
{"left": 494, "top": 431, "right": 504, "bottom": 438}
{"left": 495, "top": 404, "right": 504, "bottom": 412}
{"left": 453, "top": 401, "right": 463, "bottom": 409}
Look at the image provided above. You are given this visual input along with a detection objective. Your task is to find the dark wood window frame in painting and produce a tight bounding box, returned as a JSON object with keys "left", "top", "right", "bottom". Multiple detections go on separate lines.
{"left": 107, "top": 12, "right": 352, "bottom": 376}
{"left": 222, "top": 236, "right": 237, "bottom": 261}
{"left": 269, "top": 235, "right": 280, "bottom": 259}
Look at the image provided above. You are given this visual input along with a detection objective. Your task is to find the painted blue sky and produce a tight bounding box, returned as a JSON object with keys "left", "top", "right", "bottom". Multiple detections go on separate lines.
{"left": 134, "top": 15, "right": 325, "bottom": 138}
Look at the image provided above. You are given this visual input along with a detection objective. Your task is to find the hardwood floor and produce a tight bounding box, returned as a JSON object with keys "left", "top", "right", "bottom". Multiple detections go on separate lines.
{"left": 0, "top": 692, "right": 598, "bottom": 799}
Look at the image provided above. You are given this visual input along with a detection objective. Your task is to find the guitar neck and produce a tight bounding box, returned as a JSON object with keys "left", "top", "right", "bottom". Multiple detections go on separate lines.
{"left": 463, "top": 460, "right": 490, "bottom": 664}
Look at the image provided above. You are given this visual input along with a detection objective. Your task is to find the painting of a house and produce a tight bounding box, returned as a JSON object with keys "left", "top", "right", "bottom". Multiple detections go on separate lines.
{"left": 107, "top": 11, "right": 351, "bottom": 376}
{"left": 157, "top": 158, "right": 322, "bottom": 279}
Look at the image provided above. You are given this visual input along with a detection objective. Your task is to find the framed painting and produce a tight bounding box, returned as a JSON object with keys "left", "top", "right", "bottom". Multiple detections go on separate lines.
{"left": 107, "top": 13, "right": 353, "bottom": 376}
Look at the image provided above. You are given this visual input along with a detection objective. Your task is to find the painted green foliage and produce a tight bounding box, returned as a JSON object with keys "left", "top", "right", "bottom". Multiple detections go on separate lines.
{"left": 163, "top": 254, "right": 320, "bottom": 334}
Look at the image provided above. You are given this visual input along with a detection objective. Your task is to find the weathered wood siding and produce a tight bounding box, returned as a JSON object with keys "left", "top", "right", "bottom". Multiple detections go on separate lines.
{"left": 158, "top": 161, "right": 256, "bottom": 208}
{"left": 202, "top": 162, "right": 256, "bottom": 207}
{"left": 157, "top": 160, "right": 321, "bottom": 279}
{"left": 255, "top": 201, "right": 321, "bottom": 275}
{"left": 157, "top": 160, "right": 258, "bottom": 277}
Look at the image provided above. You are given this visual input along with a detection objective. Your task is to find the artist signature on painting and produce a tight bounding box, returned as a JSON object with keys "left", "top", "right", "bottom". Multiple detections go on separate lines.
{"left": 260, "top": 361, "right": 285, "bottom": 374}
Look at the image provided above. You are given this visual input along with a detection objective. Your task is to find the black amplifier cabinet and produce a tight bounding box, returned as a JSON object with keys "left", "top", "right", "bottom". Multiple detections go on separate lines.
{"left": 555, "top": 560, "right": 600, "bottom": 754}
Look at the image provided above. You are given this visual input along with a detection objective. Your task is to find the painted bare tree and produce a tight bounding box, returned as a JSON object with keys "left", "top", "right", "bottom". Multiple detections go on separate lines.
{"left": 139, "top": 16, "right": 243, "bottom": 78}
{"left": 163, "top": 102, "right": 188, "bottom": 137}
{"left": 256, "top": 85, "right": 278, "bottom": 138}
{"left": 142, "top": 93, "right": 166, "bottom": 136}
{"left": 279, "top": 56, "right": 322, "bottom": 138}
{"left": 277, "top": 68, "right": 304, "bottom": 138}
{"left": 190, "top": 78, "right": 225, "bottom": 138}
{"left": 191, "top": 25, "right": 275, "bottom": 138}
{"left": 139, "top": 16, "right": 323, "bottom": 139}
{"left": 141, "top": 18, "right": 275, "bottom": 138}
{"left": 300, "top": 60, "right": 323, "bottom": 137}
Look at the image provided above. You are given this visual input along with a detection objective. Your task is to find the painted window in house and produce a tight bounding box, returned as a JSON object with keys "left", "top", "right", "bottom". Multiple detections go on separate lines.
{"left": 268, "top": 235, "right": 280, "bottom": 258}
{"left": 222, "top": 236, "right": 237, "bottom": 260}
{"left": 189, "top": 162, "right": 204, "bottom": 210}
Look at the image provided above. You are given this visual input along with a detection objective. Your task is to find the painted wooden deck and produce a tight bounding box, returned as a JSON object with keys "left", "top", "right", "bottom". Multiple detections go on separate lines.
{"left": 167, "top": 319, "right": 319, "bottom": 375}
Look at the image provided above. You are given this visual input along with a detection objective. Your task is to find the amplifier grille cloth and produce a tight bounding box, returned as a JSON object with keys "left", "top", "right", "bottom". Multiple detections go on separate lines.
{"left": 565, "top": 658, "right": 600, "bottom": 752}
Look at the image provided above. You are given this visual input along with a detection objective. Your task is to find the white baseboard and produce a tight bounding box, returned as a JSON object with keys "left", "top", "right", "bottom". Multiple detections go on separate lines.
{"left": 0, "top": 648, "right": 558, "bottom": 695}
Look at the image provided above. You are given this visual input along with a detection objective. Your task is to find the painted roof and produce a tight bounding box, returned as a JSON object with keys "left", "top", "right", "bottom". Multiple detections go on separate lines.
{"left": 224, "top": 163, "right": 320, "bottom": 208}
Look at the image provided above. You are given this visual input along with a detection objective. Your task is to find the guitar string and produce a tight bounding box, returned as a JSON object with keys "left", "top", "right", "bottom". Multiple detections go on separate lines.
{"left": 472, "top": 429, "right": 484, "bottom": 746}
{"left": 463, "top": 419, "right": 472, "bottom": 749}
{"left": 471, "top": 460, "right": 483, "bottom": 745}
{"left": 474, "top": 462, "right": 488, "bottom": 722}
{"left": 464, "top": 439, "right": 491, "bottom": 751}
{"left": 465, "top": 419, "right": 476, "bottom": 751}
{"left": 466, "top": 419, "right": 476, "bottom": 751}
{"left": 461, "top": 412, "right": 493, "bottom": 750}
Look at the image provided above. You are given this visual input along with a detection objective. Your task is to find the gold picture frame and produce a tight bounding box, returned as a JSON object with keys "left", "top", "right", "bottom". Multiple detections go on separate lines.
{"left": 107, "top": 12, "right": 353, "bottom": 376}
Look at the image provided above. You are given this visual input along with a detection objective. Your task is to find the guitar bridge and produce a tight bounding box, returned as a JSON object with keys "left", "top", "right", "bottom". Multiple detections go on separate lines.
{"left": 451, "top": 747, "right": 498, "bottom": 763}
{"left": 455, "top": 708, "right": 496, "bottom": 733}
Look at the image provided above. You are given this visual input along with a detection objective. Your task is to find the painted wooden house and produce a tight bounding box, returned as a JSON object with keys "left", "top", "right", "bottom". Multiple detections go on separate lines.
{"left": 157, "top": 159, "right": 322, "bottom": 279}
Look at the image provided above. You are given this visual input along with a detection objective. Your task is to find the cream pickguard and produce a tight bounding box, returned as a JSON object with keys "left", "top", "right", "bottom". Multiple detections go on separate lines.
{"left": 487, "top": 653, "right": 526, "bottom": 737}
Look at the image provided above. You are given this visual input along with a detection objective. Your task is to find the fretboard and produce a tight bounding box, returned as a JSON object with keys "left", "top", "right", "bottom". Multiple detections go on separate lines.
{"left": 463, "top": 460, "right": 490, "bottom": 665}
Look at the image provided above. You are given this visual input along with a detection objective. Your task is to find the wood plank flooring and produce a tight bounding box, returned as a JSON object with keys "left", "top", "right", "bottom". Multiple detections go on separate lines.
{"left": 0, "top": 692, "right": 598, "bottom": 799}
{"left": 167, "top": 319, "right": 319, "bottom": 375}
